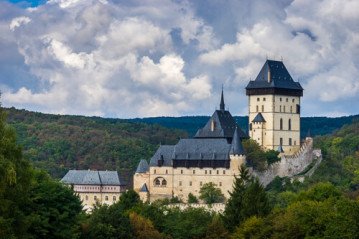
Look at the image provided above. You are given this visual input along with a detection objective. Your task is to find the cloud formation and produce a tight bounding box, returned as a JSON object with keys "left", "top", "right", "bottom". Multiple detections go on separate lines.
{"left": 1, "top": 0, "right": 358, "bottom": 117}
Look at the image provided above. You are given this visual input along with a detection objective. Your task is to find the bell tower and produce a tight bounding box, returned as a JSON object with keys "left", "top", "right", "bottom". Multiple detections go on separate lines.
{"left": 245, "top": 60, "right": 303, "bottom": 155}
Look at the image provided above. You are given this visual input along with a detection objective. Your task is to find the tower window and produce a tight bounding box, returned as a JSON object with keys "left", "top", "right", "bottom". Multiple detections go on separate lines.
{"left": 262, "top": 105, "right": 264, "bottom": 112}
{"left": 223, "top": 170, "right": 226, "bottom": 174}
{"left": 205, "top": 170, "right": 207, "bottom": 174}
{"left": 280, "top": 118, "right": 283, "bottom": 130}
{"left": 193, "top": 170, "right": 195, "bottom": 174}
{"left": 154, "top": 169, "right": 156, "bottom": 174}
{"left": 280, "top": 138, "right": 283, "bottom": 146}
{"left": 280, "top": 105, "right": 282, "bottom": 112}
{"left": 283, "top": 106, "right": 286, "bottom": 112}
{"left": 289, "top": 138, "right": 292, "bottom": 146}
{"left": 189, "top": 181, "right": 192, "bottom": 186}
{"left": 292, "top": 99, "right": 295, "bottom": 103}
{"left": 256, "top": 105, "right": 259, "bottom": 112}
{"left": 296, "top": 104, "right": 300, "bottom": 114}
{"left": 181, "top": 169, "right": 183, "bottom": 174}
{"left": 290, "top": 106, "right": 293, "bottom": 113}
{"left": 263, "top": 97, "right": 266, "bottom": 101}
{"left": 257, "top": 98, "right": 260, "bottom": 101}
{"left": 286, "top": 98, "right": 288, "bottom": 102}
{"left": 288, "top": 119, "right": 292, "bottom": 130}
{"left": 179, "top": 181, "right": 182, "bottom": 186}
{"left": 280, "top": 97, "right": 282, "bottom": 102}
{"left": 217, "top": 170, "right": 219, "bottom": 174}
{"left": 166, "top": 169, "right": 168, "bottom": 174}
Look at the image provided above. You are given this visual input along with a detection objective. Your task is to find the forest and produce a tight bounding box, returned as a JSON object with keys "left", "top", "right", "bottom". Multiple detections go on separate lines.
{"left": 1, "top": 104, "right": 359, "bottom": 238}
{"left": 5, "top": 107, "right": 358, "bottom": 180}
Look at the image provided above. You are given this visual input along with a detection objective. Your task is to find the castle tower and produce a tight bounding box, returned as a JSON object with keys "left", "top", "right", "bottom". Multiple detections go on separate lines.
{"left": 229, "top": 127, "right": 246, "bottom": 172}
{"left": 246, "top": 60, "right": 303, "bottom": 155}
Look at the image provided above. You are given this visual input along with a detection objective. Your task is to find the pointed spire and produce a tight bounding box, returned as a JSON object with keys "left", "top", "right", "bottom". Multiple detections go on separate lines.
{"left": 230, "top": 127, "right": 245, "bottom": 155}
{"left": 220, "top": 85, "right": 225, "bottom": 111}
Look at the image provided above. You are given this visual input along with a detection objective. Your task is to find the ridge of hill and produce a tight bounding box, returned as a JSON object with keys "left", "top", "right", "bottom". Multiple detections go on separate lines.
{"left": 5, "top": 107, "right": 359, "bottom": 180}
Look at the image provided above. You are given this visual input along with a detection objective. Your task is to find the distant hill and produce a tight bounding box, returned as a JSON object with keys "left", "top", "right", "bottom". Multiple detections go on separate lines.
{"left": 4, "top": 107, "right": 358, "bottom": 179}
{"left": 5, "top": 107, "right": 187, "bottom": 179}
{"left": 129, "top": 115, "right": 359, "bottom": 138}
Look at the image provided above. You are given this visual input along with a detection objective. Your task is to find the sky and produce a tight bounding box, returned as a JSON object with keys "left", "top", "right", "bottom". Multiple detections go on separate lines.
{"left": 1, "top": 0, "right": 358, "bottom": 118}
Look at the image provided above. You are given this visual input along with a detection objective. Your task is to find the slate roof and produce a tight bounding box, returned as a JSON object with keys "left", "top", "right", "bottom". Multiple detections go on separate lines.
{"left": 61, "top": 170, "right": 122, "bottom": 185}
{"left": 136, "top": 159, "right": 149, "bottom": 173}
{"left": 252, "top": 113, "right": 266, "bottom": 123}
{"left": 140, "top": 183, "right": 149, "bottom": 192}
{"left": 194, "top": 110, "right": 248, "bottom": 140}
{"left": 246, "top": 60, "right": 303, "bottom": 91}
{"left": 230, "top": 128, "right": 245, "bottom": 155}
{"left": 149, "top": 145, "right": 175, "bottom": 166}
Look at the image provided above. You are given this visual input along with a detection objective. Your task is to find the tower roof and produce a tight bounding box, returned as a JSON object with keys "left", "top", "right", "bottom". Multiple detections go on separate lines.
{"left": 252, "top": 113, "right": 266, "bottom": 123}
{"left": 140, "top": 183, "right": 149, "bottom": 192}
{"left": 246, "top": 60, "right": 303, "bottom": 96}
{"left": 135, "top": 159, "right": 149, "bottom": 173}
{"left": 220, "top": 87, "right": 225, "bottom": 111}
{"left": 230, "top": 127, "right": 245, "bottom": 155}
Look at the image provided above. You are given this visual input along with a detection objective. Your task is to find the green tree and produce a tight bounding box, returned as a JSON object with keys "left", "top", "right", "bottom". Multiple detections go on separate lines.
{"left": 199, "top": 182, "right": 225, "bottom": 204}
{"left": 129, "top": 212, "right": 168, "bottom": 239}
{"left": 223, "top": 165, "right": 270, "bottom": 232}
{"left": 188, "top": 193, "right": 199, "bottom": 203}
{"left": 118, "top": 189, "right": 141, "bottom": 211}
{"left": 205, "top": 215, "right": 229, "bottom": 239}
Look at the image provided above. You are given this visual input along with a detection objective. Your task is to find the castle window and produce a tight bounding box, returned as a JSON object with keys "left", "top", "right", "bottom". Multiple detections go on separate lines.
{"left": 262, "top": 105, "right": 264, "bottom": 112}
{"left": 256, "top": 105, "right": 259, "bottom": 112}
{"left": 113, "top": 196, "right": 116, "bottom": 201}
{"left": 94, "top": 195, "right": 97, "bottom": 201}
{"left": 280, "top": 118, "right": 283, "bottom": 130}
{"left": 179, "top": 181, "right": 182, "bottom": 186}
{"left": 263, "top": 97, "right": 266, "bottom": 101}
{"left": 257, "top": 97, "right": 260, "bottom": 101}
{"left": 292, "top": 99, "right": 295, "bottom": 103}
{"left": 154, "top": 169, "right": 156, "bottom": 174}
{"left": 280, "top": 105, "right": 282, "bottom": 112}
{"left": 181, "top": 169, "right": 183, "bottom": 174}
{"left": 154, "top": 178, "right": 161, "bottom": 186}
{"left": 209, "top": 170, "right": 212, "bottom": 175}
{"left": 296, "top": 104, "right": 300, "bottom": 114}
{"left": 286, "top": 98, "right": 288, "bottom": 102}
{"left": 219, "top": 182, "right": 222, "bottom": 186}
{"left": 193, "top": 170, "right": 196, "bottom": 174}
{"left": 165, "top": 169, "right": 168, "bottom": 174}
{"left": 105, "top": 196, "right": 108, "bottom": 201}
{"left": 223, "top": 170, "right": 226, "bottom": 174}
{"left": 288, "top": 119, "right": 292, "bottom": 130}
{"left": 280, "top": 138, "right": 283, "bottom": 146}
{"left": 280, "top": 97, "right": 282, "bottom": 102}
{"left": 283, "top": 106, "right": 286, "bottom": 112}
{"left": 205, "top": 170, "right": 207, "bottom": 174}
{"left": 289, "top": 138, "right": 292, "bottom": 146}
{"left": 217, "top": 170, "right": 219, "bottom": 174}
{"left": 162, "top": 179, "right": 167, "bottom": 186}
{"left": 290, "top": 106, "right": 293, "bottom": 113}
{"left": 189, "top": 181, "right": 192, "bottom": 186}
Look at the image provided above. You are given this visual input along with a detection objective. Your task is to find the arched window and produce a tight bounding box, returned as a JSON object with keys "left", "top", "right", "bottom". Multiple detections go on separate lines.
{"left": 288, "top": 119, "right": 291, "bottom": 130}
{"left": 154, "top": 178, "right": 161, "bottom": 186}
{"left": 280, "top": 118, "right": 283, "bottom": 130}
{"left": 162, "top": 179, "right": 167, "bottom": 186}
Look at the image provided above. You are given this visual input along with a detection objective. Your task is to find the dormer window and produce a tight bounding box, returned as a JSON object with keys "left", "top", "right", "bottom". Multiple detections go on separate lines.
{"left": 210, "top": 120, "right": 216, "bottom": 131}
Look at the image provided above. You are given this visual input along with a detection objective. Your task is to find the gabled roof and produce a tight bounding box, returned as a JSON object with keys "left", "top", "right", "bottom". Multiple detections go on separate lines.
{"left": 135, "top": 159, "right": 149, "bottom": 173}
{"left": 149, "top": 145, "right": 175, "bottom": 166}
{"left": 140, "top": 183, "right": 149, "bottom": 192}
{"left": 61, "top": 170, "right": 123, "bottom": 185}
{"left": 230, "top": 128, "right": 245, "bottom": 155}
{"left": 246, "top": 60, "right": 303, "bottom": 94}
{"left": 252, "top": 113, "right": 266, "bottom": 123}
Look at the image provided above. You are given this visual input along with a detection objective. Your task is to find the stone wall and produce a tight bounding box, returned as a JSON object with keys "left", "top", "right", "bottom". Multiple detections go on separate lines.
{"left": 167, "top": 203, "right": 225, "bottom": 213}
{"left": 252, "top": 137, "right": 315, "bottom": 186}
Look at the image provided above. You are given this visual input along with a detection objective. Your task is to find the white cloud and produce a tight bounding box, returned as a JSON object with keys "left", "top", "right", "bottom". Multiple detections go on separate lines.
{"left": 9, "top": 16, "right": 31, "bottom": 31}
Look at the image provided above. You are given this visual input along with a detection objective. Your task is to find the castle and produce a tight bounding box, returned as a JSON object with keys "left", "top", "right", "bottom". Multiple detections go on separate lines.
{"left": 134, "top": 60, "right": 304, "bottom": 202}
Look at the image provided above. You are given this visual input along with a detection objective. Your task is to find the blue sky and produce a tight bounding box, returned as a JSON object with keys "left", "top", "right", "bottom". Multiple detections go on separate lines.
{"left": 1, "top": 0, "right": 358, "bottom": 118}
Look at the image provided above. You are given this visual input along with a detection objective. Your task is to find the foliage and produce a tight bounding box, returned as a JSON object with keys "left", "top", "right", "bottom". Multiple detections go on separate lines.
{"left": 170, "top": 196, "right": 182, "bottom": 203}
{"left": 199, "top": 182, "right": 225, "bottom": 204}
{"left": 223, "top": 165, "right": 270, "bottom": 232}
{"left": 188, "top": 193, "right": 199, "bottom": 203}
{"left": 242, "top": 139, "right": 279, "bottom": 171}
{"left": 129, "top": 212, "right": 168, "bottom": 239}
{"left": 5, "top": 107, "right": 187, "bottom": 178}
{"left": 118, "top": 189, "right": 141, "bottom": 211}
{"left": 204, "top": 215, "right": 229, "bottom": 239}
{"left": 231, "top": 216, "right": 268, "bottom": 239}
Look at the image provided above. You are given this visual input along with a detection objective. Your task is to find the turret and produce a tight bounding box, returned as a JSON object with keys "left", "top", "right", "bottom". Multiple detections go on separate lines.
{"left": 230, "top": 127, "right": 246, "bottom": 173}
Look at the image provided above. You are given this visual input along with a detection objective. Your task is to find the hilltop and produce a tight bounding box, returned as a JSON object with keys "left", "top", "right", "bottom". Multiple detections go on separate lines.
{"left": 5, "top": 107, "right": 358, "bottom": 179}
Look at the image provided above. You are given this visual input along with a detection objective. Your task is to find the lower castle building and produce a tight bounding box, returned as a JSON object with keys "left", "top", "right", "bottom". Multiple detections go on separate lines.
{"left": 61, "top": 170, "right": 125, "bottom": 211}
{"left": 134, "top": 91, "right": 248, "bottom": 202}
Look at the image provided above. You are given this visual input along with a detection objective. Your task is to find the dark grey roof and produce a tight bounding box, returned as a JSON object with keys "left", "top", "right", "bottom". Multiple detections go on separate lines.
{"left": 252, "top": 113, "right": 266, "bottom": 123}
{"left": 173, "top": 138, "right": 231, "bottom": 160}
{"left": 136, "top": 159, "right": 149, "bottom": 173}
{"left": 140, "top": 183, "right": 149, "bottom": 192}
{"left": 149, "top": 145, "right": 175, "bottom": 166}
{"left": 194, "top": 110, "right": 248, "bottom": 140}
{"left": 220, "top": 88, "right": 225, "bottom": 111}
{"left": 61, "top": 170, "right": 122, "bottom": 185}
{"left": 230, "top": 128, "right": 245, "bottom": 155}
{"left": 246, "top": 60, "right": 303, "bottom": 91}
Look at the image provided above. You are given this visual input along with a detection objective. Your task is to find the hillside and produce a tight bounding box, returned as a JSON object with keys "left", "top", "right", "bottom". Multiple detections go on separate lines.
{"left": 129, "top": 115, "right": 359, "bottom": 137}
{"left": 5, "top": 107, "right": 187, "bottom": 179}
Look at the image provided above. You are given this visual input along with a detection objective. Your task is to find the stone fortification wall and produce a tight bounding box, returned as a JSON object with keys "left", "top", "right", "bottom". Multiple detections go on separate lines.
{"left": 167, "top": 203, "right": 225, "bottom": 213}
{"left": 252, "top": 137, "right": 314, "bottom": 186}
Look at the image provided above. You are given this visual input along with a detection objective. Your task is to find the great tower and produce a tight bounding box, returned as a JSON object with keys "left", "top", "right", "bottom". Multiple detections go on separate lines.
{"left": 246, "top": 60, "right": 303, "bottom": 155}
